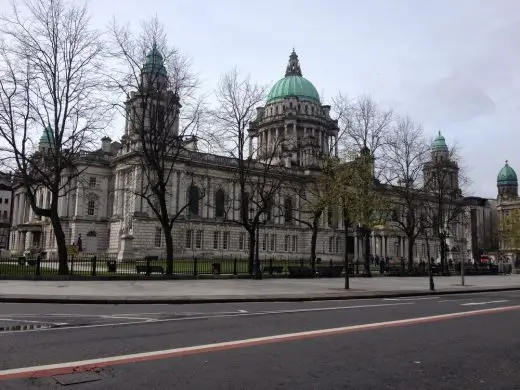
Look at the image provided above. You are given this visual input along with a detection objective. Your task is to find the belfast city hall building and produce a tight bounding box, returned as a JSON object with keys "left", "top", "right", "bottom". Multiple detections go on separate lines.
{"left": 9, "top": 49, "right": 487, "bottom": 264}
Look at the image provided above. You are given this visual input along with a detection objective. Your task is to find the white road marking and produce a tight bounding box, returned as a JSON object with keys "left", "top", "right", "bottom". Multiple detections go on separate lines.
{"left": 1, "top": 305, "right": 519, "bottom": 381}
{"left": 0, "top": 302, "right": 414, "bottom": 334}
{"left": 100, "top": 315, "right": 154, "bottom": 321}
{"left": 384, "top": 297, "right": 440, "bottom": 301}
{"left": 461, "top": 300, "right": 509, "bottom": 306}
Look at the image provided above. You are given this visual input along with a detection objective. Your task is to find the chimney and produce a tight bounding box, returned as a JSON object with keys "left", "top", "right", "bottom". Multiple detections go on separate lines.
{"left": 101, "top": 136, "right": 112, "bottom": 153}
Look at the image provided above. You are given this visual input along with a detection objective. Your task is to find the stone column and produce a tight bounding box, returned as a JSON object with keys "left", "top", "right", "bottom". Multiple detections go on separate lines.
{"left": 12, "top": 195, "right": 18, "bottom": 225}
{"left": 134, "top": 167, "right": 142, "bottom": 213}
{"left": 354, "top": 235, "right": 358, "bottom": 260}
{"left": 118, "top": 172, "right": 124, "bottom": 215}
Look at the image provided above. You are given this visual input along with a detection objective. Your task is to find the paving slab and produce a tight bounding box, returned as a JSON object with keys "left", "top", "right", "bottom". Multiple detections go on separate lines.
{"left": 0, "top": 275, "right": 518, "bottom": 303}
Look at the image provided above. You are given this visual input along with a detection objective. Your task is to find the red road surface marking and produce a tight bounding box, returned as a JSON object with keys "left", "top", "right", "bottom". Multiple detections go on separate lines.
{"left": 0, "top": 305, "right": 518, "bottom": 381}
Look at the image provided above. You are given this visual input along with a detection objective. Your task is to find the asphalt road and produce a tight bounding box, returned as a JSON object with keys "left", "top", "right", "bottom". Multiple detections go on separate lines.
{"left": 0, "top": 291, "right": 519, "bottom": 389}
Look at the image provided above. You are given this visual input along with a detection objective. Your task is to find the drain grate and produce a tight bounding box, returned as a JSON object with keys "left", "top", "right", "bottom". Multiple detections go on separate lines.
{"left": 53, "top": 372, "right": 101, "bottom": 385}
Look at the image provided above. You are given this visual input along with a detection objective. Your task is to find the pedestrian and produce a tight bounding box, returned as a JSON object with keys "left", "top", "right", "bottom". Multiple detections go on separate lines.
{"left": 498, "top": 259, "right": 504, "bottom": 274}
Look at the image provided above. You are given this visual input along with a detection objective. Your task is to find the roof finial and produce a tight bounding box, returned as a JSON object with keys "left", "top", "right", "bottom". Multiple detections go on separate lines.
{"left": 438, "top": 130, "right": 441, "bottom": 136}
{"left": 285, "top": 49, "right": 302, "bottom": 77}
{"left": 506, "top": 159, "right": 509, "bottom": 165}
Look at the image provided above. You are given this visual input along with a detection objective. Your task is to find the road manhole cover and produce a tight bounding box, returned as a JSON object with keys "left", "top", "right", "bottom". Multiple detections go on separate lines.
{"left": 53, "top": 372, "right": 101, "bottom": 385}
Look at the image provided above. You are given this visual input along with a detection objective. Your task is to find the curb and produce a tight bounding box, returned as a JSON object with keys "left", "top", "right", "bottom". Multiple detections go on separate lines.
{"left": 0, "top": 287, "right": 519, "bottom": 304}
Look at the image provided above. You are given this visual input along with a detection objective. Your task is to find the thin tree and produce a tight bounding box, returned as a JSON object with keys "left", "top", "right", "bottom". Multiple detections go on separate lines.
{"left": 286, "top": 158, "right": 337, "bottom": 274}
{"left": 109, "top": 18, "right": 203, "bottom": 274}
{"left": 382, "top": 116, "right": 430, "bottom": 271}
{"left": 331, "top": 150, "right": 392, "bottom": 278}
{"left": 421, "top": 139, "right": 469, "bottom": 274}
{"left": 0, "top": 0, "right": 109, "bottom": 274}
{"left": 332, "top": 94, "right": 393, "bottom": 178}
{"left": 210, "top": 69, "right": 286, "bottom": 274}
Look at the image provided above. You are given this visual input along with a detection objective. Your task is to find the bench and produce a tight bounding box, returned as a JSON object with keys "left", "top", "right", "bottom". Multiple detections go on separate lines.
{"left": 262, "top": 266, "right": 284, "bottom": 274}
{"left": 288, "top": 266, "right": 314, "bottom": 278}
{"left": 316, "top": 265, "right": 343, "bottom": 278}
{"left": 136, "top": 265, "right": 165, "bottom": 275}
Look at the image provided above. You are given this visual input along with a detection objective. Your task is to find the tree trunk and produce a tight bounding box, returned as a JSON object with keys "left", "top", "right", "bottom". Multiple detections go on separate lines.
{"left": 248, "top": 228, "right": 255, "bottom": 275}
{"left": 164, "top": 223, "right": 174, "bottom": 275}
{"left": 50, "top": 203, "right": 68, "bottom": 275}
{"left": 439, "top": 235, "right": 446, "bottom": 274}
{"left": 310, "top": 217, "right": 319, "bottom": 274}
{"left": 425, "top": 233, "right": 434, "bottom": 291}
{"left": 407, "top": 236, "right": 415, "bottom": 273}
{"left": 344, "top": 219, "right": 350, "bottom": 289}
{"left": 364, "top": 229, "right": 372, "bottom": 277}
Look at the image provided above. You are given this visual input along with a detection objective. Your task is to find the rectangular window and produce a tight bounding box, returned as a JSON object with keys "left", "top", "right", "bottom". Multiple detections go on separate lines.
{"left": 336, "top": 236, "right": 341, "bottom": 253}
{"left": 89, "top": 176, "right": 97, "bottom": 188}
{"left": 292, "top": 236, "right": 297, "bottom": 252}
{"left": 329, "top": 236, "right": 334, "bottom": 253}
{"left": 270, "top": 234, "right": 276, "bottom": 251}
{"left": 239, "top": 233, "right": 244, "bottom": 250}
{"left": 223, "top": 232, "right": 229, "bottom": 250}
{"left": 262, "top": 233, "right": 267, "bottom": 251}
{"left": 4, "top": 198, "right": 7, "bottom": 204}
{"left": 185, "top": 230, "right": 193, "bottom": 249}
{"left": 154, "top": 227, "right": 162, "bottom": 248}
{"left": 87, "top": 200, "right": 95, "bottom": 216}
{"left": 213, "top": 231, "right": 220, "bottom": 249}
{"left": 285, "top": 235, "right": 289, "bottom": 252}
{"left": 195, "top": 230, "right": 202, "bottom": 249}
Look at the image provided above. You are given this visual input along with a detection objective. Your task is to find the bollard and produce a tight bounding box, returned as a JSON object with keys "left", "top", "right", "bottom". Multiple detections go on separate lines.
{"left": 91, "top": 256, "right": 97, "bottom": 276}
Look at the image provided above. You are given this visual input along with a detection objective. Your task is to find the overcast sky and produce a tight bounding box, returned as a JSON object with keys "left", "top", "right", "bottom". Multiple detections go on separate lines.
{"left": 13, "top": 0, "right": 520, "bottom": 197}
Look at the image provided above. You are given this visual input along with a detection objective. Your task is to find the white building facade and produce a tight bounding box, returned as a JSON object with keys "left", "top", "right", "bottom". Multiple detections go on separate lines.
{"left": 10, "top": 50, "right": 472, "bottom": 264}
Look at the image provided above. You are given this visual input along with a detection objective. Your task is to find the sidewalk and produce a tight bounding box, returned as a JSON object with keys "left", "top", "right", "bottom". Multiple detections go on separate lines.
{"left": 0, "top": 275, "right": 519, "bottom": 304}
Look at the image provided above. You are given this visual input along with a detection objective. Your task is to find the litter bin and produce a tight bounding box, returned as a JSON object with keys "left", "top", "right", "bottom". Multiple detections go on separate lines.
{"left": 212, "top": 262, "right": 221, "bottom": 275}
{"left": 106, "top": 260, "right": 117, "bottom": 273}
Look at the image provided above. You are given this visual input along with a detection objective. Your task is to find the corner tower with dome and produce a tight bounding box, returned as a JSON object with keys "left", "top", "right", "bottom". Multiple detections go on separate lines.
{"left": 249, "top": 50, "right": 339, "bottom": 168}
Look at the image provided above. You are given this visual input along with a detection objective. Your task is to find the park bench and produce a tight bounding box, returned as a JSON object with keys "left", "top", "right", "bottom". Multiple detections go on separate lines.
{"left": 316, "top": 265, "right": 343, "bottom": 278}
{"left": 262, "top": 266, "right": 284, "bottom": 275}
{"left": 136, "top": 265, "right": 165, "bottom": 275}
{"left": 288, "top": 266, "right": 314, "bottom": 278}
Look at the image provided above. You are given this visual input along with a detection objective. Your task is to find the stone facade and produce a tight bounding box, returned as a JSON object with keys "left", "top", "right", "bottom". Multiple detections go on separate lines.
{"left": 9, "top": 50, "right": 477, "bottom": 264}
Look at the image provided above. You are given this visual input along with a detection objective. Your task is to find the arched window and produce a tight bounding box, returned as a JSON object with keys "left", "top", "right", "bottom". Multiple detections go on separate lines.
{"left": 215, "top": 189, "right": 226, "bottom": 218}
{"left": 284, "top": 197, "right": 293, "bottom": 224}
{"left": 188, "top": 186, "right": 200, "bottom": 216}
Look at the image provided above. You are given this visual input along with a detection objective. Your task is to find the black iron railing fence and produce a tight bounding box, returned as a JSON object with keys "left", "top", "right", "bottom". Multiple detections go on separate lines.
{"left": 0, "top": 254, "right": 512, "bottom": 278}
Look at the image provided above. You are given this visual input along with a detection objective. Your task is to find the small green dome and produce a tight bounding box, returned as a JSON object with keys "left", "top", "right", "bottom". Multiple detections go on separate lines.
{"left": 497, "top": 160, "right": 518, "bottom": 186}
{"left": 266, "top": 50, "right": 320, "bottom": 103}
{"left": 39, "top": 125, "right": 54, "bottom": 145}
{"left": 432, "top": 131, "right": 448, "bottom": 152}
{"left": 142, "top": 44, "right": 167, "bottom": 77}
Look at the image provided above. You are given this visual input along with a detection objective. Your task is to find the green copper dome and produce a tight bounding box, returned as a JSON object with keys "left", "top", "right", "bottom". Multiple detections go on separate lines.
{"left": 432, "top": 131, "right": 448, "bottom": 152}
{"left": 497, "top": 160, "right": 518, "bottom": 186}
{"left": 39, "top": 125, "right": 54, "bottom": 145}
{"left": 266, "top": 50, "right": 320, "bottom": 103}
{"left": 142, "top": 44, "right": 167, "bottom": 77}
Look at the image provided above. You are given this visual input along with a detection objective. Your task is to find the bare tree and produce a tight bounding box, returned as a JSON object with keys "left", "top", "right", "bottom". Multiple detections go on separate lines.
{"left": 0, "top": 0, "right": 109, "bottom": 274}
{"left": 382, "top": 116, "right": 430, "bottom": 271}
{"left": 421, "top": 140, "right": 469, "bottom": 274}
{"left": 211, "top": 69, "right": 288, "bottom": 275}
{"left": 332, "top": 94, "right": 393, "bottom": 177}
{"left": 109, "top": 17, "right": 204, "bottom": 274}
{"left": 285, "top": 158, "right": 337, "bottom": 274}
